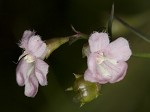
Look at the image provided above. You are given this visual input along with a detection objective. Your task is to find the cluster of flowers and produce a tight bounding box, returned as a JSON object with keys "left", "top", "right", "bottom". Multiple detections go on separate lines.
{"left": 16, "top": 30, "right": 132, "bottom": 98}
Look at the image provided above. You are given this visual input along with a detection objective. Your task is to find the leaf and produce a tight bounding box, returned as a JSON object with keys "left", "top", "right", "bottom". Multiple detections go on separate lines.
{"left": 107, "top": 3, "right": 114, "bottom": 38}
{"left": 115, "top": 16, "right": 150, "bottom": 43}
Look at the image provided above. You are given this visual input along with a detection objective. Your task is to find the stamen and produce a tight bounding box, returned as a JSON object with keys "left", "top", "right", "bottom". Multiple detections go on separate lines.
{"left": 96, "top": 52, "right": 105, "bottom": 64}
{"left": 24, "top": 55, "right": 35, "bottom": 63}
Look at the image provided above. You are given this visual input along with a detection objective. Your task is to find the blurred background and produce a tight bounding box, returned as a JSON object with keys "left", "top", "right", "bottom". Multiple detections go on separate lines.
{"left": 0, "top": 0, "right": 150, "bottom": 112}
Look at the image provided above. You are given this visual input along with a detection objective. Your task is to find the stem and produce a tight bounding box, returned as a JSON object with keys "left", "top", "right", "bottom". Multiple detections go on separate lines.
{"left": 132, "top": 53, "right": 150, "bottom": 58}
{"left": 115, "top": 16, "right": 150, "bottom": 43}
{"left": 108, "top": 3, "right": 114, "bottom": 38}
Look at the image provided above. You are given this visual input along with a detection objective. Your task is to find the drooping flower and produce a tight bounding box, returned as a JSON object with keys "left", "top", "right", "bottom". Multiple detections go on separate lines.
{"left": 84, "top": 32, "right": 132, "bottom": 84}
{"left": 16, "top": 30, "right": 49, "bottom": 97}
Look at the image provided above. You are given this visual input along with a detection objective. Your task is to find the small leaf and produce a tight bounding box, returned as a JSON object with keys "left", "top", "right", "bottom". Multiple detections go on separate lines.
{"left": 115, "top": 16, "right": 150, "bottom": 43}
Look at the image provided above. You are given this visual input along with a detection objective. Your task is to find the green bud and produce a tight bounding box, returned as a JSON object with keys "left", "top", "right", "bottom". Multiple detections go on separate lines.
{"left": 45, "top": 37, "right": 69, "bottom": 58}
{"left": 82, "top": 43, "right": 90, "bottom": 58}
{"left": 67, "top": 74, "right": 101, "bottom": 107}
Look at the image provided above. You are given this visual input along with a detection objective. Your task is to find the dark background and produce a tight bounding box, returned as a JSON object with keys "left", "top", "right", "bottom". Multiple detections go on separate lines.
{"left": 0, "top": 0, "right": 150, "bottom": 112}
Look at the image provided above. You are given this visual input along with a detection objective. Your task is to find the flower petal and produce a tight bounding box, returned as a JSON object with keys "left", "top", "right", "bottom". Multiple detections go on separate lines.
{"left": 89, "top": 32, "right": 109, "bottom": 52}
{"left": 16, "top": 58, "right": 32, "bottom": 86}
{"left": 84, "top": 69, "right": 98, "bottom": 82}
{"left": 20, "top": 30, "right": 35, "bottom": 49}
{"left": 28, "top": 36, "right": 47, "bottom": 58}
{"left": 87, "top": 53, "right": 97, "bottom": 75}
{"left": 110, "top": 62, "right": 127, "bottom": 83}
{"left": 24, "top": 74, "right": 39, "bottom": 97}
{"left": 35, "top": 59, "right": 49, "bottom": 86}
{"left": 99, "top": 61, "right": 128, "bottom": 83}
{"left": 105, "top": 37, "right": 132, "bottom": 62}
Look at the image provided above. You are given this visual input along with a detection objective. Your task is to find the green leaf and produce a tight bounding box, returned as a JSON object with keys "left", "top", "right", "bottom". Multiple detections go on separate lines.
{"left": 115, "top": 16, "right": 150, "bottom": 43}
{"left": 133, "top": 53, "right": 150, "bottom": 58}
{"left": 107, "top": 3, "right": 114, "bottom": 38}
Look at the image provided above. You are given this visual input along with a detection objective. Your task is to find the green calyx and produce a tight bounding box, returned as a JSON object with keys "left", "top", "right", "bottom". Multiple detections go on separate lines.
{"left": 67, "top": 74, "right": 101, "bottom": 107}
{"left": 45, "top": 37, "right": 69, "bottom": 58}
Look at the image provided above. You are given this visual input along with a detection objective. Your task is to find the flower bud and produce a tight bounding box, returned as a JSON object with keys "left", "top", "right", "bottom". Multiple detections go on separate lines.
{"left": 45, "top": 37, "right": 69, "bottom": 58}
{"left": 67, "top": 74, "right": 101, "bottom": 106}
{"left": 82, "top": 43, "right": 90, "bottom": 58}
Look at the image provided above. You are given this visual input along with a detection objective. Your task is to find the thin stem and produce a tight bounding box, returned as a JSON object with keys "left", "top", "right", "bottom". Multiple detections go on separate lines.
{"left": 115, "top": 16, "right": 150, "bottom": 43}
{"left": 108, "top": 3, "right": 114, "bottom": 38}
{"left": 132, "top": 53, "right": 150, "bottom": 58}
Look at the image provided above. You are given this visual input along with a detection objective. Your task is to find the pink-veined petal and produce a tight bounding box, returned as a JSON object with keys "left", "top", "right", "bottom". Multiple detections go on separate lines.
{"left": 24, "top": 74, "right": 39, "bottom": 97}
{"left": 84, "top": 69, "right": 98, "bottom": 82}
{"left": 105, "top": 37, "right": 132, "bottom": 62}
{"left": 20, "top": 30, "right": 35, "bottom": 49}
{"left": 89, "top": 32, "right": 109, "bottom": 52}
{"left": 16, "top": 58, "right": 32, "bottom": 86}
{"left": 27, "top": 36, "right": 47, "bottom": 58}
{"left": 99, "top": 60, "right": 127, "bottom": 83}
{"left": 86, "top": 53, "right": 109, "bottom": 83}
{"left": 87, "top": 53, "right": 97, "bottom": 75}
{"left": 35, "top": 59, "right": 49, "bottom": 86}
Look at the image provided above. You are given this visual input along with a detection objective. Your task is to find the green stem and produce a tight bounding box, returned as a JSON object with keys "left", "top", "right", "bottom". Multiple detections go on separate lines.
{"left": 115, "top": 16, "right": 150, "bottom": 43}
{"left": 132, "top": 53, "right": 150, "bottom": 58}
{"left": 108, "top": 3, "right": 114, "bottom": 38}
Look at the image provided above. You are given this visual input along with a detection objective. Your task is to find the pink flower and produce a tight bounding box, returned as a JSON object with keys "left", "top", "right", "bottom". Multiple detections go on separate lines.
{"left": 16, "top": 30, "right": 49, "bottom": 97}
{"left": 84, "top": 32, "right": 132, "bottom": 84}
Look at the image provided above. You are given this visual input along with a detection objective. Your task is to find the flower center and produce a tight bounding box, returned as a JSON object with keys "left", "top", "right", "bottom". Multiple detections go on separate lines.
{"left": 96, "top": 52, "right": 118, "bottom": 78}
{"left": 96, "top": 52, "right": 105, "bottom": 64}
{"left": 24, "top": 54, "right": 35, "bottom": 63}
{"left": 96, "top": 52, "right": 117, "bottom": 65}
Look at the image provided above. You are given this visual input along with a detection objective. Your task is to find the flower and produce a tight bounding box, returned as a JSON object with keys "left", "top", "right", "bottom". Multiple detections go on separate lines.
{"left": 16, "top": 30, "right": 49, "bottom": 97}
{"left": 84, "top": 32, "right": 132, "bottom": 84}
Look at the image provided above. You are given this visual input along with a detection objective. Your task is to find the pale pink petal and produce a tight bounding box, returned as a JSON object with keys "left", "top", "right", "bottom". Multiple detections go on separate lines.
{"left": 25, "top": 74, "right": 39, "bottom": 97}
{"left": 33, "top": 43, "right": 47, "bottom": 58}
{"left": 20, "top": 30, "right": 35, "bottom": 49}
{"left": 27, "top": 36, "right": 47, "bottom": 58}
{"left": 87, "top": 53, "right": 97, "bottom": 75}
{"left": 99, "top": 61, "right": 127, "bottom": 83}
{"left": 84, "top": 69, "right": 98, "bottom": 82}
{"left": 35, "top": 59, "right": 49, "bottom": 86}
{"left": 109, "top": 61, "right": 127, "bottom": 83}
{"left": 84, "top": 69, "right": 109, "bottom": 84}
{"left": 16, "top": 58, "right": 32, "bottom": 86}
{"left": 105, "top": 37, "right": 132, "bottom": 62}
{"left": 89, "top": 32, "right": 109, "bottom": 52}
{"left": 95, "top": 64, "right": 112, "bottom": 84}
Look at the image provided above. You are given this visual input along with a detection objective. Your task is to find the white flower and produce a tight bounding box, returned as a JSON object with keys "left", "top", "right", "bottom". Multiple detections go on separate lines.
{"left": 84, "top": 32, "right": 132, "bottom": 84}
{"left": 16, "top": 30, "right": 49, "bottom": 97}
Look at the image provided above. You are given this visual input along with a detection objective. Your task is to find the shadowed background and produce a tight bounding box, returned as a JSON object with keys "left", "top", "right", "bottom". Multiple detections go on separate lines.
{"left": 0, "top": 0, "right": 150, "bottom": 112}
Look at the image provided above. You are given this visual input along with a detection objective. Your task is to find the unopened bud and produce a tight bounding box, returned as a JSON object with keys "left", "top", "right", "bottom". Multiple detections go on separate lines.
{"left": 45, "top": 37, "right": 69, "bottom": 58}
{"left": 67, "top": 74, "right": 101, "bottom": 107}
